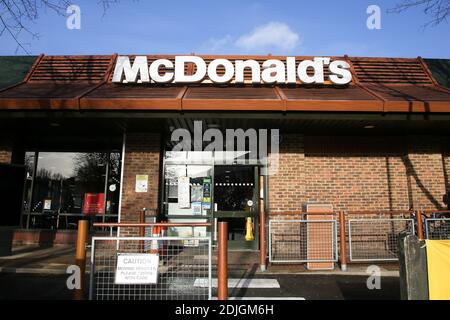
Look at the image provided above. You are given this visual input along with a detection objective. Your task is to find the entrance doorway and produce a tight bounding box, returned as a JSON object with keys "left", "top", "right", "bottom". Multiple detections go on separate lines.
{"left": 214, "top": 165, "right": 259, "bottom": 250}
{"left": 162, "top": 152, "right": 261, "bottom": 251}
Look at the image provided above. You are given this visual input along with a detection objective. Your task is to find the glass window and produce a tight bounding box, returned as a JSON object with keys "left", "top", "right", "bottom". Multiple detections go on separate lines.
{"left": 214, "top": 166, "right": 255, "bottom": 212}
{"left": 24, "top": 151, "right": 121, "bottom": 229}
{"left": 23, "top": 152, "right": 36, "bottom": 213}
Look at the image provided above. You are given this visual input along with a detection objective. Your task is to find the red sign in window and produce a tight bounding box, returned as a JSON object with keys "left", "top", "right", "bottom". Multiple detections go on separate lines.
{"left": 83, "top": 193, "right": 105, "bottom": 215}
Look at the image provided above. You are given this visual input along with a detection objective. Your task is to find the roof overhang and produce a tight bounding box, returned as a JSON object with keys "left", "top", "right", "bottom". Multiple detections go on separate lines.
{"left": 0, "top": 54, "right": 449, "bottom": 113}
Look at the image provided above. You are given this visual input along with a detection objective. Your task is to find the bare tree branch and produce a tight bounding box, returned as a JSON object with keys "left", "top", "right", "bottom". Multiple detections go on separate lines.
{"left": 388, "top": 0, "right": 450, "bottom": 27}
{"left": 0, "top": 0, "right": 120, "bottom": 54}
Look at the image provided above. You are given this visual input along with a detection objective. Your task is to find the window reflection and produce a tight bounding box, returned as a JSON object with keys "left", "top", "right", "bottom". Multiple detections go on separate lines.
{"left": 214, "top": 166, "right": 255, "bottom": 211}
{"left": 24, "top": 151, "right": 121, "bottom": 229}
{"left": 31, "top": 152, "right": 106, "bottom": 214}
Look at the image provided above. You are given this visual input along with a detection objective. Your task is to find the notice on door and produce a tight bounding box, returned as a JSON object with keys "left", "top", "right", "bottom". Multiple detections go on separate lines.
{"left": 178, "top": 176, "right": 190, "bottom": 208}
{"left": 115, "top": 253, "right": 159, "bottom": 285}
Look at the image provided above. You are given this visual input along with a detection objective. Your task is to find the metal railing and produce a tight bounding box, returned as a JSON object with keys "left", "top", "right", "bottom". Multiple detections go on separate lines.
{"left": 269, "top": 218, "right": 338, "bottom": 264}
{"left": 425, "top": 218, "right": 450, "bottom": 240}
{"left": 348, "top": 217, "right": 415, "bottom": 262}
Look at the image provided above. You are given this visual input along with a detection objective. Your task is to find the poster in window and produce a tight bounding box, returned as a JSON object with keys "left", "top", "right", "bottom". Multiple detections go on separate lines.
{"left": 191, "top": 185, "right": 203, "bottom": 202}
{"left": 202, "top": 177, "right": 211, "bottom": 210}
{"left": 43, "top": 199, "right": 52, "bottom": 210}
{"left": 83, "top": 193, "right": 105, "bottom": 215}
{"left": 178, "top": 176, "right": 190, "bottom": 208}
{"left": 192, "top": 201, "right": 202, "bottom": 215}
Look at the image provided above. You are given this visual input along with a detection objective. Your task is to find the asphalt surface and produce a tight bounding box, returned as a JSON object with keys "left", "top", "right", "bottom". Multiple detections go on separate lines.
{"left": 0, "top": 273, "right": 400, "bottom": 300}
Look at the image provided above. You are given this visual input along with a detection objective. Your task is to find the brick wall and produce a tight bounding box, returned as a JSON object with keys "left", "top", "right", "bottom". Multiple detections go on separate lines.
{"left": 268, "top": 135, "right": 447, "bottom": 214}
{"left": 304, "top": 136, "right": 410, "bottom": 211}
{"left": 443, "top": 156, "right": 450, "bottom": 193}
{"left": 120, "top": 133, "right": 161, "bottom": 233}
{"left": 404, "top": 136, "right": 446, "bottom": 210}
{"left": 0, "top": 138, "right": 12, "bottom": 164}
{"left": 268, "top": 134, "right": 305, "bottom": 213}
{"left": 442, "top": 136, "right": 450, "bottom": 195}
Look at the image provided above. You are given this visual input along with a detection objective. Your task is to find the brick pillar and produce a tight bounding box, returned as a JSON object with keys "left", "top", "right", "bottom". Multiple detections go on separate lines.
{"left": 0, "top": 138, "right": 13, "bottom": 164}
{"left": 120, "top": 133, "right": 161, "bottom": 233}
{"left": 268, "top": 134, "right": 305, "bottom": 214}
{"left": 404, "top": 136, "right": 446, "bottom": 210}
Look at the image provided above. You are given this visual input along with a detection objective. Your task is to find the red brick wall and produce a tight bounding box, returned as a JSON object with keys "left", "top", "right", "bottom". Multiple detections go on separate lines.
{"left": 442, "top": 136, "right": 450, "bottom": 198}
{"left": 404, "top": 136, "right": 446, "bottom": 210}
{"left": 268, "top": 135, "right": 447, "bottom": 214}
{"left": 268, "top": 134, "right": 305, "bottom": 213}
{"left": 304, "top": 136, "right": 409, "bottom": 211}
{"left": 443, "top": 155, "right": 450, "bottom": 192}
{"left": 120, "top": 133, "right": 161, "bottom": 228}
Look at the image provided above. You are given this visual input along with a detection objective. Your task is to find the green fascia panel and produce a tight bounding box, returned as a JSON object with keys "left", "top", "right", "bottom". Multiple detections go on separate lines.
{"left": 424, "top": 58, "right": 450, "bottom": 88}
{"left": 0, "top": 56, "right": 38, "bottom": 90}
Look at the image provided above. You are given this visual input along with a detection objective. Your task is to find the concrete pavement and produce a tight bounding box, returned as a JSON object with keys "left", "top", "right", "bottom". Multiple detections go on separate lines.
{"left": 0, "top": 245, "right": 400, "bottom": 300}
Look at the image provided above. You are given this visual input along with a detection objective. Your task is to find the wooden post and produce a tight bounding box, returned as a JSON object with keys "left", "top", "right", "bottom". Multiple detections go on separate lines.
{"left": 74, "top": 219, "right": 88, "bottom": 300}
{"left": 217, "top": 222, "right": 228, "bottom": 300}
{"left": 339, "top": 211, "right": 348, "bottom": 271}
{"left": 416, "top": 210, "right": 424, "bottom": 240}
{"left": 139, "top": 209, "right": 146, "bottom": 252}
{"left": 259, "top": 199, "right": 266, "bottom": 271}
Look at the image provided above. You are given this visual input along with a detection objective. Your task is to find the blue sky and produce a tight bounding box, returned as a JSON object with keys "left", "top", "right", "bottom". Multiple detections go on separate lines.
{"left": 0, "top": 0, "right": 449, "bottom": 58}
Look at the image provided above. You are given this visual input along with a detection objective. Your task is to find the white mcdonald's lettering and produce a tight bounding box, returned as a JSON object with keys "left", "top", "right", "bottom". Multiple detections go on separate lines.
{"left": 112, "top": 55, "right": 352, "bottom": 85}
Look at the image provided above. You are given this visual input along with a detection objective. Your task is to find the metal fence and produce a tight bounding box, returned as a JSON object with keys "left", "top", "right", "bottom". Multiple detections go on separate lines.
{"left": 269, "top": 219, "right": 338, "bottom": 264}
{"left": 89, "top": 236, "right": 212, "bottom": 300}
{"left": 348, "top": 218, "right": 415, "bottom": 262}
{"left": 425, "top": 218, "right": 450, "bottom": 240}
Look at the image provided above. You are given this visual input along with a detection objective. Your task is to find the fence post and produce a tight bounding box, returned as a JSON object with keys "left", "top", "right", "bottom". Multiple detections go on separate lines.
{"left": 139, "top": 209, "right": 146, "bottom": 252}
{"left": 416, "top": 210, "right": 424, "bottom": 240}
{"left": 218, "top": 222, "right": 228, "bottom": 300}
{"left": 74, "top": 219, "right": 88, "bottom": 300}
{"left": 339, "top": 211, "right": 348, "bottom": 271}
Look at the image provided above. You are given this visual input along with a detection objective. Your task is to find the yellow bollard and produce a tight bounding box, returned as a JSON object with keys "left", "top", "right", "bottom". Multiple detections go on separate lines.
{"left": 245, "top": 217, "right": 254, "bottom": 241}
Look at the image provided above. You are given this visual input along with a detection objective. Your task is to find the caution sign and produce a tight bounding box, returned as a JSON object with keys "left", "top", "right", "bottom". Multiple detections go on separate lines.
{"left": 426, "top": 240, "right": 450, "bottom": 300}
{"left": 115, "top": 253, "right": 159, "bottom": 285}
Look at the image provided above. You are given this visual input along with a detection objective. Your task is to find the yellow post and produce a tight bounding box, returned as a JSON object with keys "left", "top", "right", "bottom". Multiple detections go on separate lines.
{"left": 245, "top": 217, "right": 254, "bottom": 241}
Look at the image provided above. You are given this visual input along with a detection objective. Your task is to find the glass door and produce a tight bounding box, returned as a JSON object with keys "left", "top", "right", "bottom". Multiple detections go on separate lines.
{"left": 213, "top": 165, "right": 259, "bottom": 250}
{"left": 163, "top": 162, "right": 213, "bottom": 239}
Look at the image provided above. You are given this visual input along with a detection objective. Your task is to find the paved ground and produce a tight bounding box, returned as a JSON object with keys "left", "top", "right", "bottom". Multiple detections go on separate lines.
{"left": 0, "top": 273, "right": 399, "bottom": 300}
{"left": 0, "top": 245, "right": 401, "bottom": 300}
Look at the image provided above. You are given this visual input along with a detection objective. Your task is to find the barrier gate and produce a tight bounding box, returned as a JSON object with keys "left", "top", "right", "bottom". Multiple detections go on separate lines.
{"left": 425, "top": 218, "right": 450, "bottom": 240}
{"left": 348, "top": 218, "right": 415, "bottom": 262}
{"left": 268, "top": 219, "right": 338, "bottom": 264}
{"left": 89, "top": 223, "right": 213, "bottom": 300}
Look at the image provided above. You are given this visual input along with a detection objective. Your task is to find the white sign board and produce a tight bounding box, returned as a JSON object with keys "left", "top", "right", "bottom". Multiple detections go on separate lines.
{"left": 115, "top": 253, "right": 159, "bottom": 284}
{"left": 112, "top": 55, "right": 352, "bottom": 85}
{"left": 43, "top": 199, "right": 52, "bottom": 210}
{"left": 178, "top": 176, "right": 190, "bottom": 208}
{"left": 135, "top": 175, "right": 148, "bottom": 193}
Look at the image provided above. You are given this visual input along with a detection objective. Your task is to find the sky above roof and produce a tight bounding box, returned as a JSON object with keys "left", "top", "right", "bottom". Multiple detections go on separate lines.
{"left": 0, "top": 0, "right": 449, "bottom": 58}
